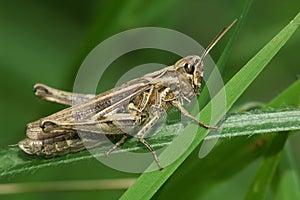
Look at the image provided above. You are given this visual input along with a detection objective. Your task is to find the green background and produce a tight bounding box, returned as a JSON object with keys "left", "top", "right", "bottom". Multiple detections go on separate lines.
{"left": 0, "top": 0, "right": 299, "bottom": 199}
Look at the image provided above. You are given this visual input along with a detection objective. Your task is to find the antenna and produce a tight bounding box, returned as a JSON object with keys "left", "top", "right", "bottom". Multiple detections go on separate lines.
{"left": 200, "top": 19, "right": 238, "bottom": 60}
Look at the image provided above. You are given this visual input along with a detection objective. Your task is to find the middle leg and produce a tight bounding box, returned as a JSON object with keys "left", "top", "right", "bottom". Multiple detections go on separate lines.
{"left": 135, "top": 105, "right": 165, "bottom": 170}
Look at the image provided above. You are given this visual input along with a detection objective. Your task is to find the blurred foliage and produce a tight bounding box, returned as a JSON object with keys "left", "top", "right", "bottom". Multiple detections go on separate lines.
{"left": 0, "top": 0, "right": 299, "bottom": 199}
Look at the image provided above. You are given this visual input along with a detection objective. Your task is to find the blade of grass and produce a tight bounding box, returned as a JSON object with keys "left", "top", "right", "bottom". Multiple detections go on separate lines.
{"left": 244, "top": 79, "right": 300, "bottom": 199}
{"left": 0, "top": 178, "right": 136, "bottom": 194}
{"left": 244, "top": 134, "right": 289, "bottom": 200}
{"left": 216, "top": 0, "right": 252, "bottom": 72}
{"left": 120, "top": 11, "right": 300, "bottom": 200}
{"left": 273, "top": 143, "right": 300, "bottom": 200}
{"left": 1, "top": 107, "right": 299, "bottom": 178}
{"left": 199, "top": 0, "right": 252, "bottom": 109}
{"left": 153, "top": 79, "right": 300, "bottom": 200}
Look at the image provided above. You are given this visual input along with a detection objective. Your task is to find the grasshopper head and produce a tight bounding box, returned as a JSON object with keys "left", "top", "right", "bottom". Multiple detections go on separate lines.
{"left": 174, "top": 19, "right": 237, "bottom": 96}
{"left": 174, "top": 55, "right": 203, "bottom": 94}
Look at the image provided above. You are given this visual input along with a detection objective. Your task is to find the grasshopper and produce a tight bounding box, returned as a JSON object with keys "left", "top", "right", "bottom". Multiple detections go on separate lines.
{"left": 18, "top": 20, "right": 236, "bottom": 170}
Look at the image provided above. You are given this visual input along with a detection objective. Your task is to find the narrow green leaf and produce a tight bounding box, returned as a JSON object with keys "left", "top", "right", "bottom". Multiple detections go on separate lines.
{"left": 244, "top": 134, "right": 288, "bottom": 200}
{"left": 1, "top": 108, "right": 299, "bottom": 178}
{"left": 154, "top": 1, "right": 254, "bottom": 198}
{"left": 273, "top": 143, "right": 300, "bottom": 200}
{"left": 154, "top": 80, "right": 300, "bottom": 200}
{"left": 120, "top": 10, "right": 300, "bottom": 200}
{"left": 244, "top": 80, "right": 300, "bottom": 199}
{"left": 199, "top": 0, "right": 252, "bottom": 109}
{"left": 0, "top": 178, "right": 136, "bottom": 194}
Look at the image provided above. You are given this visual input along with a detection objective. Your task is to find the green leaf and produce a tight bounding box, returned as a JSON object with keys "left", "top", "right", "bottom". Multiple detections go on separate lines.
{"left": 273, "top": 143, "right": 300, "bottom": 200}
{"left": 1, "top": 108, "right": 299, "bottom": 178}
{"left": 244, "top": 79, "right": 300, "bottom": 199}
{"left": 120, "top": 11, "right": 300, "bottom": 200}
{"left": 198, "top": 0, "right": 252, "bottom": 109}
{"left": 153, "top": 80, "right": 300, "bottom": 199}
{"left": 244, "top": 134, "right": 289, "bottom": 200}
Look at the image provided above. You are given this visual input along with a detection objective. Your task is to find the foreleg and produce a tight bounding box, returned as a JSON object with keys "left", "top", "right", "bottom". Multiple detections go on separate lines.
{"left": 171, "top": 100, "right": 217, "bottom": 129}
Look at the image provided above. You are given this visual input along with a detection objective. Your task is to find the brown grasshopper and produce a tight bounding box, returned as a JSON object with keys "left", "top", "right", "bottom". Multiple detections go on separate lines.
{"left": 18, "top": 20, "right": 236, "bottom": 170}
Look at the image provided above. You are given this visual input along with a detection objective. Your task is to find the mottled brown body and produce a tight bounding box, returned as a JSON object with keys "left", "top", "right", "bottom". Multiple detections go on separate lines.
{"left": 19, "top": 20, "right": 236, "bottom": 170}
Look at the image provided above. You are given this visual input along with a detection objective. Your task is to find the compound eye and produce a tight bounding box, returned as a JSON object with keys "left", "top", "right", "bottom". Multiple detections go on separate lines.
{"left": 183, "top": 62, "right": 195, "bottom": 74}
